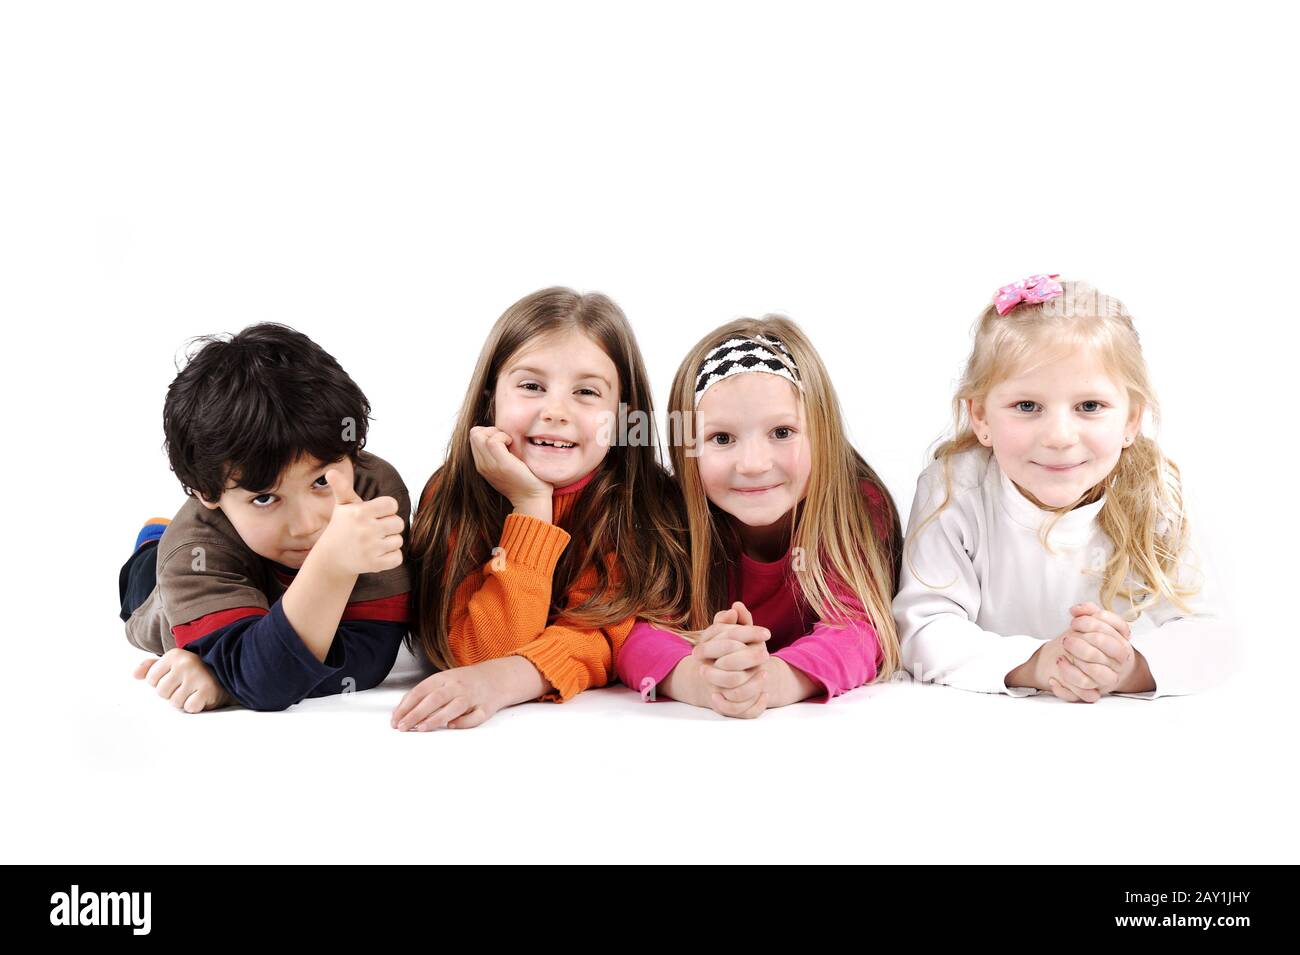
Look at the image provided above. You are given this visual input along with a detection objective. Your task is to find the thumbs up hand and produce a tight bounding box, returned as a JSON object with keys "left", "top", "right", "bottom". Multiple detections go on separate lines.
{"left": 317, "top": 467, "right": 405, "bottom": 576}
{"left": 327, "top": 467, "right": 363, "bottom": 506}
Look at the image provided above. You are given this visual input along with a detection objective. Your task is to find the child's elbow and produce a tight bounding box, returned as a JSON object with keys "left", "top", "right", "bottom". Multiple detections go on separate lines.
{"left": 233, "top": 685, "right": 299, "bottom": 713}
{"left": 347, "top": 631, "right": 405, "bottom": 691}
{"left": 245, "top": 697, "right": 294, "bottom": 713}
{"left": 348, "top": 667, "right": 390, "bottom": 694}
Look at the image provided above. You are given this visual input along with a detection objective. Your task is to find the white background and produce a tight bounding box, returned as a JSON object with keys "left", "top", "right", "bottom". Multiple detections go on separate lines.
{"left": 2, "top": 1, "right": 1296, "bottom": 863}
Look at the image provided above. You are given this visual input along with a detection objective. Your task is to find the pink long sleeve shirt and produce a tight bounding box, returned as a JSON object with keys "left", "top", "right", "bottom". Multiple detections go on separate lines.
{"left": 617, "top": 482, "right": 890, "bottom": 703}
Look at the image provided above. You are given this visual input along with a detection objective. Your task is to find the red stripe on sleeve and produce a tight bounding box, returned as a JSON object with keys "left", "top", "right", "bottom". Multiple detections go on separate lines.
{"left": 342, "top": 592, "right": 410, "bottom": 623}
{"left": 171, "top": 607, "right": 269, "bottom": 648}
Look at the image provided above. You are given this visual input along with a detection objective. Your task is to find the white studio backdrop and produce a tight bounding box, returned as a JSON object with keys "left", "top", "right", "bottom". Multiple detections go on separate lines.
{"left": 2, "top": 1, "right": 1297, "bottom": 863}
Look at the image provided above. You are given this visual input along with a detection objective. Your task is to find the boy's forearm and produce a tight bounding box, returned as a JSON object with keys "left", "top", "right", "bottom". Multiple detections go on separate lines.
{"left": 280, "top": 549, "right": 359, "bottom": 663}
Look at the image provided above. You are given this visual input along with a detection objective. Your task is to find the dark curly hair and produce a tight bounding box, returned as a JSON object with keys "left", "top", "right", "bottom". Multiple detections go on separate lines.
{"left": 162, "top": 322, "right": 371, "bottom": 501}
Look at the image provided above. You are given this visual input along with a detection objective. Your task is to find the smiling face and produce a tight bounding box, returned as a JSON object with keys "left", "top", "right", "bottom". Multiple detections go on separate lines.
{"left": 694, "top": 372, "right": 811, "bottom": 546}
{"left": 492, "top": 328, "right": 621, "bottom": 488}
{"left": 970, "top": 346, "right": 1142, "bottom": 510}
{"left": 199, "top": 453, "right": 351, "bottom": 569}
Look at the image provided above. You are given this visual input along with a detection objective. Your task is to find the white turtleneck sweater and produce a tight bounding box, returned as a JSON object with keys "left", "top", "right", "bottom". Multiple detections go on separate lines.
{"left": 893, "top": 447, "right": 1235, "bottom": 699}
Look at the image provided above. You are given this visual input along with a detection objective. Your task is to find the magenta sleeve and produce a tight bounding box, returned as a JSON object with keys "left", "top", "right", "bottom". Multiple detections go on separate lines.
{"left": 772, "top": 574, "right": 883, "bottom": 702}
{"left": 616, "top": 619, "right": 693, "bottom": 702}
{"left": 772, "top": 616, "right": 881, "bottom": 702}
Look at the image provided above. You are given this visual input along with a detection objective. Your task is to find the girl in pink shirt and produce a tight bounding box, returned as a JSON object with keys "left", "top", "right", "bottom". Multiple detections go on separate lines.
{"left": 617, "top": 317, "right": 902, "bottom": 717}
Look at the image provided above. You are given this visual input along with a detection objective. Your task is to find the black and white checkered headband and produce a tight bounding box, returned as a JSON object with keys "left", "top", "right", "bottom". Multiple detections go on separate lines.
{"left": 694, "top": 334, "right": 801, "bottom": 407}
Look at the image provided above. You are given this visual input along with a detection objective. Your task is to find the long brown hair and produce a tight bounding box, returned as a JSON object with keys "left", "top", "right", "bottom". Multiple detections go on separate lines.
{"left": 665, "top": 316, "right": 904, "bottom": 681}
{"left": 909, "top": 279, "right": 1198, "bottom": 617}
{"left": 409, "top": 287, "right": 690, "bottom": 669}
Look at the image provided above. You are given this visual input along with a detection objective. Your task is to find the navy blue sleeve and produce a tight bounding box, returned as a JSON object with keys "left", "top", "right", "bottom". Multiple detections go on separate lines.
{"left": 183, "top": 601, "right": 406, "bottom": 711}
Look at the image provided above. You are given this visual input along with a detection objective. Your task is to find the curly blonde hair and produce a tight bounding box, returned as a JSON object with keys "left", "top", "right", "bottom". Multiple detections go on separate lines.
{"left": 909, "top": 279, "right": 1199, "bottom": 619}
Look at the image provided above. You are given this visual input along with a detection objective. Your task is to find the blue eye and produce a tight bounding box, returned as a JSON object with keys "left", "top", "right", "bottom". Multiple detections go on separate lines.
{"left": 1079, "top": 400, "right": 1104, "bottom": 413}
{"left": 1015, "top": 401, "right": 1039, "bottom": 413}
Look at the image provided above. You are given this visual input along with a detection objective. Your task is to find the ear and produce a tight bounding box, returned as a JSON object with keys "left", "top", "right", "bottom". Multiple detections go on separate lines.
{"left": 968, "top": 398, "right": 992, "bottom": 446}
{"left": 194, "top": 490, "right": 222, "bottom": 511}
{"left": 1125, "top": 399, "right": 1145, "bottom": 440}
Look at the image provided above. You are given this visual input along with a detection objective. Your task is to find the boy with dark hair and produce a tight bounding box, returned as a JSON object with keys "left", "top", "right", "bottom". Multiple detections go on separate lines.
{"left": 119, "top": 323, "right": 411, "bottom": 712}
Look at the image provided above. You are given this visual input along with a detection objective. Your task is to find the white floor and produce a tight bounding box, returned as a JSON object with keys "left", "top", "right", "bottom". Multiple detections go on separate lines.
{"left": 9, "top": 631, "right": 1290, "bottom": 864}
{"left": 6, "top": 0, "right": 1296, "bottom": 868}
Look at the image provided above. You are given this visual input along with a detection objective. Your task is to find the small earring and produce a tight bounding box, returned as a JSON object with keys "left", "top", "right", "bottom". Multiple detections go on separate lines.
{"left": 1123, "top": 435, "right": 1132, "bottom": 445}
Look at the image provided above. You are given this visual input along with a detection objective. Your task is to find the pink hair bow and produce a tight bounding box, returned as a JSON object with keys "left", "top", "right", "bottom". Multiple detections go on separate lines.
{"left": 994, "top": 274, "right": 1063, "bottom": 315}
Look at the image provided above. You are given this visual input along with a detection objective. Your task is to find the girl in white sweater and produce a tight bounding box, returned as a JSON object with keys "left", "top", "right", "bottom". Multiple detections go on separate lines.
{"left": 893, "top": 276, "right": 1235, "bottom": 701}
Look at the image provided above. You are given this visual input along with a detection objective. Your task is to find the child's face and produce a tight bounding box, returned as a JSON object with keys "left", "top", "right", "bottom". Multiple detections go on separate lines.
{"left": 694, "top": 372, "right": 811, "bottom": 529}
{"left": 971, "top": 347, "right": 1142, "bottom": 510}
{"left": 199, "top": 453, "right": 352, "bottom": 569}
{"left": 493, "top": 329, "right": 621, "bottom": 489}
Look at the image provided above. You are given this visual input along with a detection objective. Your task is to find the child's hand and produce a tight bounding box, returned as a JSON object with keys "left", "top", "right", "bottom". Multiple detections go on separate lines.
{"left": 1040, "top": 603, "right": 1132, "bottom": 702}
{"left": 469, "top": 426, "right": 554, "bottom": 510}
{"left": 702, "top": 663, "right": 769, "bottom": 718}
{"left": 133, "top": 648, "right": 233, "bottom": 713}
{"left": 694, "top": 602, "right": 771, "bottom": 719}
{"left": 317, "top": 468, "right": 405, "bottom": 576}
{"left": 1022, "top": 635, "right": 1091, "bottom": 700}
{"left": 390, "top": 659, "right": 513, "bottom": 731}
{"left": 1050, "top": 602, "right": 1142, "bottom": 701}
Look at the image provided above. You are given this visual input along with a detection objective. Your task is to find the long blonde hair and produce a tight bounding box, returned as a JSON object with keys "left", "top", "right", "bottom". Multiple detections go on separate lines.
{"left": 409, "top": 287, "right": 690, "bottom": 669}
{"left": 666, "top": 316, "right": 903, "bottom": 681}
{"left": 912, "top": 279, "right": 1198, "bottom": 617}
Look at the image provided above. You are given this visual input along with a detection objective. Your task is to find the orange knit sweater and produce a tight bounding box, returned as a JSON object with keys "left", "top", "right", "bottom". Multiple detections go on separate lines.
{"left": 436, "top": 468, "right": 635, "bottom": 703}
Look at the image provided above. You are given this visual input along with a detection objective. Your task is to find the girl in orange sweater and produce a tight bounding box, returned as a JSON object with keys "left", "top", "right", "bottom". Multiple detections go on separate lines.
{"left": 391, "top": 287, "right": 687, "bottom": 731}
